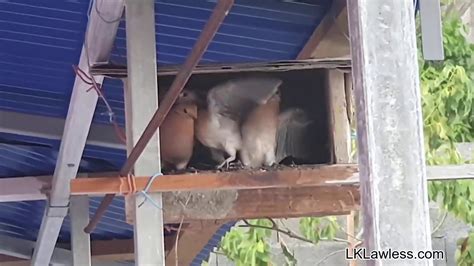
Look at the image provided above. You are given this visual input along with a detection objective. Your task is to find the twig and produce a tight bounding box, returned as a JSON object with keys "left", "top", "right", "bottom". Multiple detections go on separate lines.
{"left": 338, "top": 226, "right": 361, "bottom": 242}
{"left": 240, "top": 219, "right": 351, "bottom": 245}
{"left": 174, "top": 193, "right": 192, "bottom": 266}
{"left": 315, "top": 240, "right": 363, "bottom": 266}
{"left": 432, "top": 211, "right": 448, "bottom": 236}
{"left": 240, "top": 219, "right": 314, "bottom": 244}
{"left": 315, "top": 249, "right": 346, "bottom": 265}
{"left": 174, "top": 215, "right": 185, "bottom": 266}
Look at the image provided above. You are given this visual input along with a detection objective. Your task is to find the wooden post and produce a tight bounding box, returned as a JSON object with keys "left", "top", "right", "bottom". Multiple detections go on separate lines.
{"left": 327, "top": 68, "right": 355, "bottom": 265}
{"left": 124, "top": 0, "right": 164, "bottom": 264}
{"left": 346, "top": 211, "right": 357, "bottom": 266}
{"left": 347, "top": 0, "right": 433, "bottom": 264}
{"left": 70, "top": 196, "right": 91, "bottom": 266}
{"left": 327, "top": 69, "right": 351, "bottom": 164}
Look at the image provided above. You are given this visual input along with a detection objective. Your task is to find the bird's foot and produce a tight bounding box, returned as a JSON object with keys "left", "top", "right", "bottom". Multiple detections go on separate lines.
{"left": 187, "top": 166, "right": 198, "bottom": 173}
{"left": 228, "top": 161, "right": 243, "bottom": 170}
{"left": 216, "top": 160, "right": 229, "bottom": 170}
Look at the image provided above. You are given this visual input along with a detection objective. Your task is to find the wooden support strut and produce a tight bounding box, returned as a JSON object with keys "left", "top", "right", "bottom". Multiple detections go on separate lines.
{"left": 296, "top": 0, "right": 346, "bottom": 60}
{"left": 84, "top": 0, "right": 234, "bottom": 234}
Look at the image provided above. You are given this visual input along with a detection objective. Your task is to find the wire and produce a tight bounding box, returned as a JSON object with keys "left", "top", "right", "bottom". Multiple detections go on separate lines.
{"left": 72, "top": 65, "right": 127, "bottom": 144}
{"left": 138, "top": 172, "right": 164, "bottom": 209}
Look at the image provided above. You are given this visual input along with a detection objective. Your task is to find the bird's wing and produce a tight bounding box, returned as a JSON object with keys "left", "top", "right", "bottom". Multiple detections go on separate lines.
{"left": 207, "top": 76, "right": 282, "bottom": 121}
{"left": 275, "top": 108, "right": 314, "bottom": 163}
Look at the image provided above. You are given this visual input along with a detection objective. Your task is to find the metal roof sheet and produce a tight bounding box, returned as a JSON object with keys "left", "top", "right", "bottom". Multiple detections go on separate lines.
{"left": 0, "top": 0, "right": 331, "bottom": 263}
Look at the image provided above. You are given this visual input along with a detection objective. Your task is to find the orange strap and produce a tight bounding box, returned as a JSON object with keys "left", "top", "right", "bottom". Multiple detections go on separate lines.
{"left": 118, "top": 174, "right": 137, "bottom": 195}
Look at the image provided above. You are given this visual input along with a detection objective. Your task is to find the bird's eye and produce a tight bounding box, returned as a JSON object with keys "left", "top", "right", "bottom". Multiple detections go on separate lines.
{"left": 183, "top": 92, "right": 188, "bottom": 97}
{"left": 183, "top": 108, "right": 188, "bottom": 114}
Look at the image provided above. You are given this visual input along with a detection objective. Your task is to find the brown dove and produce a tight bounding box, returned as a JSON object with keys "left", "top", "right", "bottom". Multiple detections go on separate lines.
{"left": 240, "top": 90, "right": 314, "bottom": 168}
{"left": 159, "top": 91, "right": 197, "bottom": 171}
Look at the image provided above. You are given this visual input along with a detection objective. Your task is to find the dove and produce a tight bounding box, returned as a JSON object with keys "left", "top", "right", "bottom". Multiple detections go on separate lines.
{"left": 193, "top": 76, "right": 283, "bottom": 169}
{"left": 159, "top": 91, "right": 197, "bottom": 171}
{"left": 239, "top": 92, "right": 280, "bottom": 168}
{"left": 239, "top": 89, "right": 314, "bottom": 168}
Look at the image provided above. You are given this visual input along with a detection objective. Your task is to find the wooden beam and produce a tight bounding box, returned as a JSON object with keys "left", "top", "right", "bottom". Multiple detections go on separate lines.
{"left": 123, "top": 0, "right": 164, "bottom": 264}
{"left": 70, "top": 165, "right": 358, "bottom": 195}
{"left": 165, "top": 221, "right": 224, "bottom": 266}
{"left": 419, "top": 0, "right": 444, "bottom": 60}
{"left": 327, "top": 70, "right": 351, "bottom": 163}
{"left": 0, "top": 236, "right": 130, "bottom": 266}
{"left": 297, "top": 0, "right": 346, "bottom": 59}
{"left": 71, "top": 166, "right": 360, "bottom": 223}
{"left": 90, "top": 59, "right": 351, "bottom": 78}
{"left": 0, "top": 239, "right": 137, "bottom": 263}
{"left": 310, "top": 8, "right": 350, "bottom": 60}
{"left": 31, "top": 1, "right": 125, "bottom": 265}
{"left": 347, "top": 0, "right": 432, "bottom": 263}
{"left": 70, "top": 194, "right": 91, "bottom": 266}
{"left": 0, "top": 110, "right": 124, "bottom": 150}
{"left": 1, "top": 164, "right": 472, "bottom": 203}
{"left": 0, "top": 175, "right": 49, "bottom": 202}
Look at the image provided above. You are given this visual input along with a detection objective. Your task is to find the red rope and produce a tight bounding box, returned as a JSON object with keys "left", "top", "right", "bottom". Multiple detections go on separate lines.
{"left": 72, "top": 65, "right": 127, "bottom": 145}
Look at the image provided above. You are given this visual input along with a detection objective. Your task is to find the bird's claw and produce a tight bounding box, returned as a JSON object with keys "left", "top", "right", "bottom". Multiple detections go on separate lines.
{"left": 187, "top": 166, "right": 198, "bottom": 174}
{"left": 216, "top": 159, "right": 231, "bottom": 170}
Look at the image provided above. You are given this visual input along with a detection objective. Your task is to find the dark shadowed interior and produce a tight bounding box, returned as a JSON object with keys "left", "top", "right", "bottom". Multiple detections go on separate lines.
{"left": 156, "top": 68, "right": 332, "bottom": 171}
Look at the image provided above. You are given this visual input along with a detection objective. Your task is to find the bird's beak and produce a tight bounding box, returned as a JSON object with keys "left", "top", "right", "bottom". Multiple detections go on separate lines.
{"left": 184, "top": 104, "right": 198, "bottom": 120}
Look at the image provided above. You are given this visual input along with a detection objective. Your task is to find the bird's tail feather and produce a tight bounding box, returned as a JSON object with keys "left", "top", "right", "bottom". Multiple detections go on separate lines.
{"left": 276, "top": 108, "right": 314, "bottom": 163}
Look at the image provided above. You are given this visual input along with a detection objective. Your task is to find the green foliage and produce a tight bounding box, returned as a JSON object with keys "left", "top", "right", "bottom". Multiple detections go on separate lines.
{"left": 455, "top": 232, "right": 474, "bottom": 266}
{"left": 299, "top": 217, "right": 340, "bottom": 244}
{"left": 219, "top": 219, "right": 272, "bottom": 266}
{"left": 418, "top": 10, "right": 474, "bottom": 266}
{"left": 218, "top": 217, "right": 340, "bottom": 265}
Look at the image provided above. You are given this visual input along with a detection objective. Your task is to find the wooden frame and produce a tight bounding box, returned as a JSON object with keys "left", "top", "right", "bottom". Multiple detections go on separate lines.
{"left": 30, "top": 2, "right": 125, "bottom": 265}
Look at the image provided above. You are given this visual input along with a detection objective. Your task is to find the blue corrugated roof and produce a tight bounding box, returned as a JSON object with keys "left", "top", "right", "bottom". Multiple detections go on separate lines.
{"left": 0, "top": 0, "right": 331, "bottom": 263}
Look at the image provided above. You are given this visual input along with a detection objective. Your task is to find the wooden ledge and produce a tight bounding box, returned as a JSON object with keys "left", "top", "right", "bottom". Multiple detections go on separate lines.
{"left": 70, "top": 164, "right": 358, "bottom": 196}
{"left": 69, "top": 164, "right": 360, "bottom": 223}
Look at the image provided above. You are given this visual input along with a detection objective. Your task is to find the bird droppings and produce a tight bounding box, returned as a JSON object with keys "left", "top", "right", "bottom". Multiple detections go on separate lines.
{"left": 163, "top": 190, "right": 238, "bottom": 220}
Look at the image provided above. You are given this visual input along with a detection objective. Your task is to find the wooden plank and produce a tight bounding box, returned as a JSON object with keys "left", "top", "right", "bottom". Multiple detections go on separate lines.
{"left": 225, "top": 186, "right": 358, "bottom": 222}
{"left": 2, "top": 164, "right": 473, "bottom": 203}
{"left": 427, "top": 164, "right": 474, "bottom": 180}
{"left": 327, "top": 70, "right": 351, "bottom": 163}
{"left": 70, "top": 195, "right": 91, "bottom": 266}
{"left": 165, "top": 221, "right": 223, "bottom": 265}
{"left": 346, "top": 211, "right": 357, "bottom": 266}
{"left": 347, "top": 0, "right": 432, "bottom": 263}
{"left": 123, "top": 0, "right": 164, "bottom": 264}
{"left": 123, "top": 79, "right": 135, "bottom": 225}
{"left": 0, "top": 175, "right": 49, "bottom": 202}
{"left": 310, "top": 8, "right": 350, "bottom": 60}
{"left": 0, "top": 239, "right": 137, "bottom": 263}
{"left": 0, "top": 110, "right": 124, "bottom": 150}
{"left": 90, "top": 59, "right": 351, "bottom": 78}
{"left": 419, "top": 0, "right": 444, "bottom": 60}
{"left": 70, "top": 165, "right": 358, "bottom": 195}
{"left": 297, "top": 0, "right": 346, "bottom": 59}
